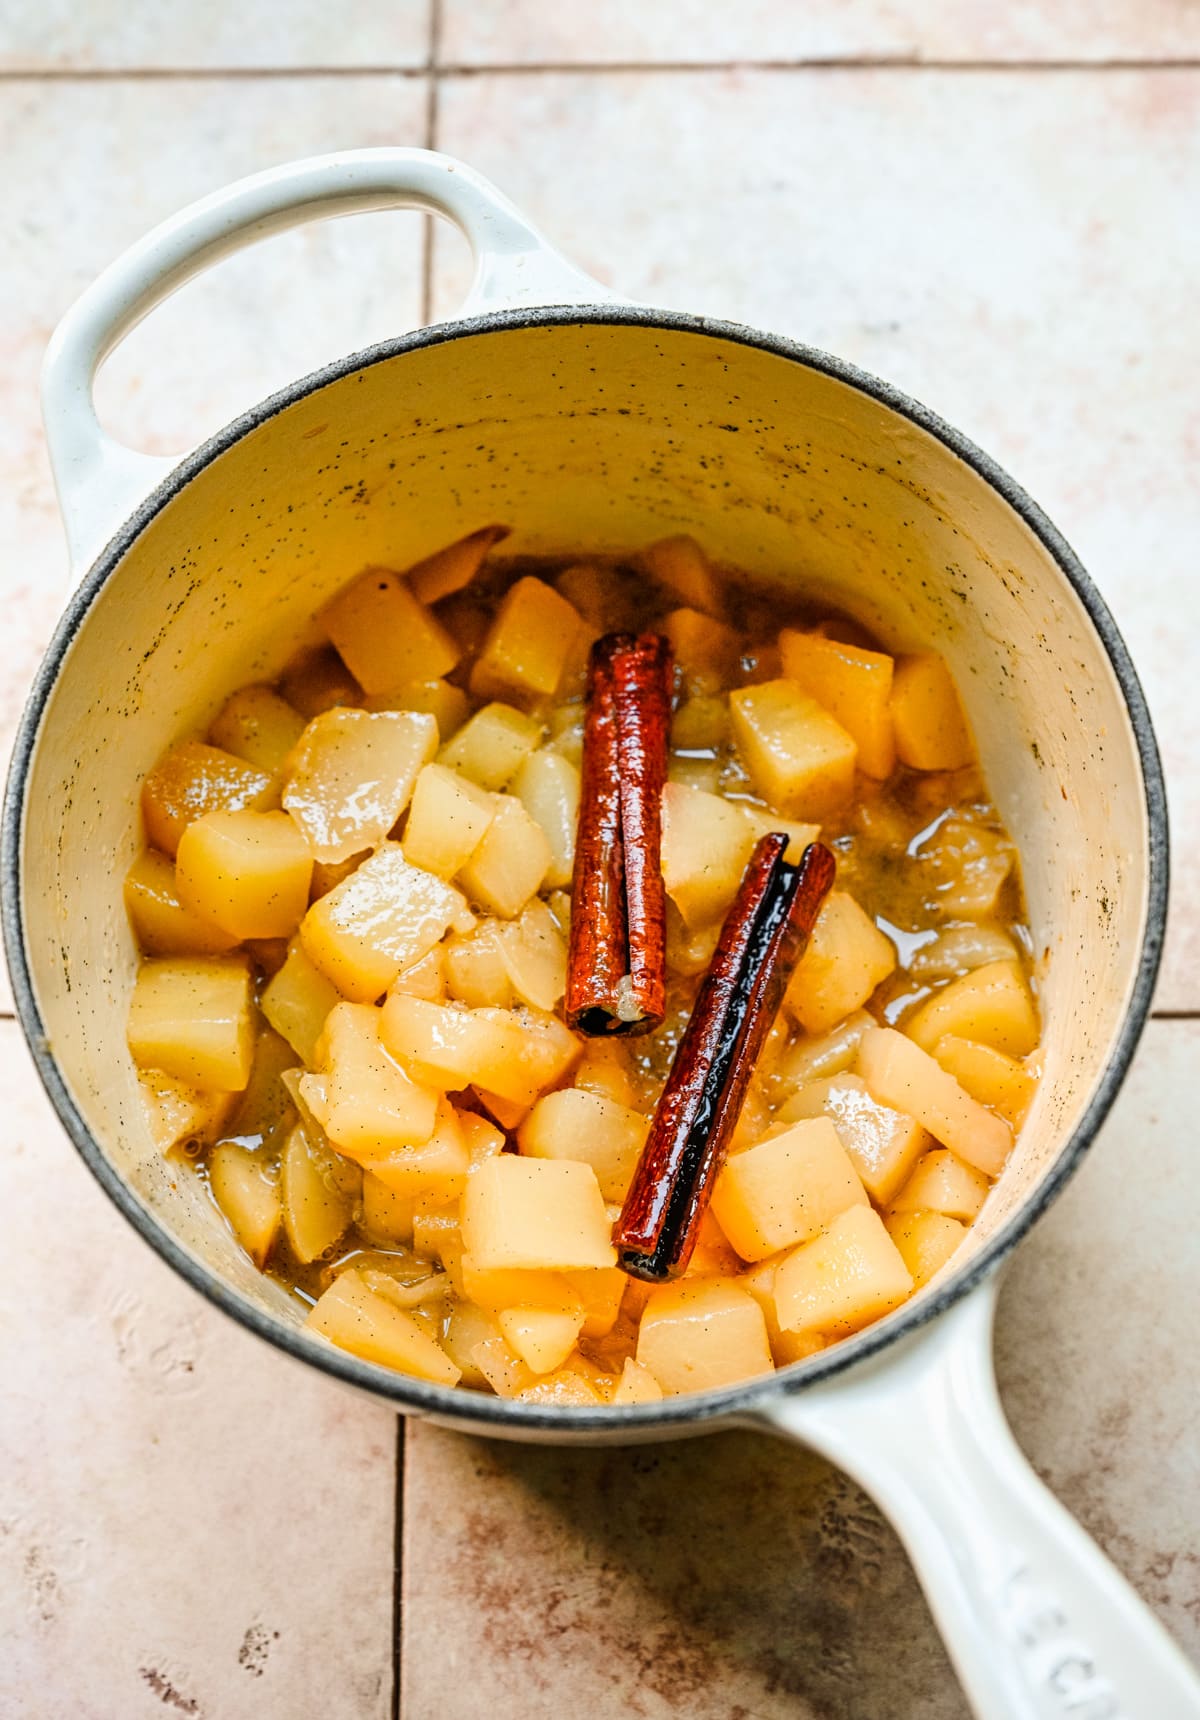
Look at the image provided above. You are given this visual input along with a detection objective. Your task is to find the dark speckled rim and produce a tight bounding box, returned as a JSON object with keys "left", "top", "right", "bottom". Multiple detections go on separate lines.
{"left": 2, "top": 305, "right": 1168, "bottom": 1436}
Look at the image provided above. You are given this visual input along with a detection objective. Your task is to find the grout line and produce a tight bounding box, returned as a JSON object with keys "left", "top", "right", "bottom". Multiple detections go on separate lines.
{"left": 1, "top": 57, "right": 1200, "bottom": 82}
{"left": 390, "top": 1414, "right": 405, "bottom": 1720}
{"left": 0, "top": 65, "right": 430, "bottom": 80}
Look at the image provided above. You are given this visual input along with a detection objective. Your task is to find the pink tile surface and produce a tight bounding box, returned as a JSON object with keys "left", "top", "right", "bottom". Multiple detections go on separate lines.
{"left": 0, "top": 1024, "right": 398, "bottom": 1717}
{"left": 433, "top": 66, "right": 1200, "bottom": 1009}
{"left": 439, "top": 0, "right": 1200, "bottom": 65}
{"left": 0, "top": 2, "right": 430, "bottom": 70}
{"left": 402, "top": 1019, "right": 1200, "bottom": 1718}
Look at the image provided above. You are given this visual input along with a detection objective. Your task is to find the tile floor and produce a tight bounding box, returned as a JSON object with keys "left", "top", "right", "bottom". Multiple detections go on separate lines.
{"left": 0, "top": 6, "right": 1196, "bottom": 1716}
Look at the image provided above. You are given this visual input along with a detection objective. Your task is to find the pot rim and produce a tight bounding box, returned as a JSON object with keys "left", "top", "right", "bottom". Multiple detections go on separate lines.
{"left": 2, "top": 303, "right": 1169, "bottom": 1434}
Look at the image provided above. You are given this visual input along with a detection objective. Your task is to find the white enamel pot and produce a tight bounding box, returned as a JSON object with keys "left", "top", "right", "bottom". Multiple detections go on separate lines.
{"left": 5, "top": 149, "right": 1195, "bottom": 1719}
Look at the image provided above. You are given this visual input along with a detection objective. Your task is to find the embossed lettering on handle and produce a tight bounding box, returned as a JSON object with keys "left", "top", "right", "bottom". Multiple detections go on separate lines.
{"left": 763, "top": 1278, "right": 1200, "bottom": 1720}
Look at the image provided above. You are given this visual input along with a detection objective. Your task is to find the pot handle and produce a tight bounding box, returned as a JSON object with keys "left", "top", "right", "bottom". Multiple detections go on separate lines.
{"left": 41, "top": 146, "right": 607, "bottom": 566}
{"left": 758, "top": 1274, "right": 1200, "bottom": 1718}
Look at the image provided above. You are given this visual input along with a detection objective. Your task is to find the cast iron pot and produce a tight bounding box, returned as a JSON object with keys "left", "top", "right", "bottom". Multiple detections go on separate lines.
{"left": 5, "top": 149, "right": 1196, "bottom": 1718}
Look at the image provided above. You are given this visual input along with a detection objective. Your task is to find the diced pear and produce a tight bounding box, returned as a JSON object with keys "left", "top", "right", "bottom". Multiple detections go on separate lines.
{"left": 360, "top": 1172, "right": 417, "bottom": 1246}
{"left": 858, "top": 1026, "right": 1012, "bottom": 1176}
{"left": 124, "top": 847, "right": 239, "bottom": 957}
{"left": 932, "top": 1035, "right": 1036, "bottom": 1128}
{"left": 637, "top": 1280, "right": 774, "bottom": 1395}
{"left": 779, "top": 628, "right": 895, "bottom": 778}
{"left": 554, "top": 562, "right": 635, "bottom": 631}
{"left": 461, "top": 1155, "right": 616, "bottom": 1272}
{"left": 511, "top": 750, "right": 579, "bottom": 889}
{"left": 711, "top": 1117, "right": 868, "bottom": 1263}
{"left": 769, "top": 1010, "right": 874, "bottom": 1094}
{"left": 926, "top": 818, "right": 1015, "bottom": 918}
{"left": 460, "top": 1109, "right": 507, "bottom": 1171}
{"left": 730, "top": 680, "right": 857, "bottom": 819}
{"left": 306, "top": 1268, "right": 461, "bottom": 1385}
{"left": 682, "top": 1208, "right": 743, "bottom": 1278}
{"left": 390, "top": 944, "right": 446, "bottom": 1003}
{"left": 280, "top": 1123, "right": 356, "bottom": 1263}
{"left": 444, "top": 921, "right": 513, "bottom": 1009}
{"left": 364, "top": 1098, "right": 470, "bottom": 1201}
{"left": 142, "top": 741, "right": 276, "bottom": 858}
{"left": 891, "top": 653, "right": 974, "bottom": 770}
{"left": 774, "top": 1205, "right": 913, "bottom": 1337}
{"left": 891, "top": 1147, "right": 990, "bottom": 1221}
{"left": 458, "top": 1260, "right": 576, "bottom": 1312}
{"left": 405, "top": 524, "right": 511, "bottom": 607}
{"left": 442, "top": 1302, "right": 501, "bottom": 1387}
{"left": 517, "top": 1088, "right": 648, "bottom": 1202}
{"left": 471, "top": 1333, "right": 540, "bottom": 1398}
{"left": 209, "top": 684, "right": 306, "bottom": 776}
{"left": 495, "top": 899, "right": 566, "bottom": 1010}
{"left": 786, "top": 892, "right": 896, "bottom": 1035}
{"left": 779, "top": 1073, "right": 929, "bottom": 1206}
{"left": 322, "top": 566, "right": 459, "bottom": 693}
{"left": 568, "top": 1266, "right": 627, "bottom": 1339}
{"left": 498, "top": 1302, "right": 586, "bottom": 1375}
{"left": 437, "top": 702, "right": 542, "bottom": 791}
{"left": 671, "top": 694, "right": 729, "bottom": 752}
{"left": 411, "top": 1197, "right": 461, "bottom": 1268}
{"left": 128, "top": 956, "right": 255, "bottom": 1091}
{"left": 738, "top": 1259, "right": 828, "bottom": 1368}
{"left": 227, "top": 1024, "right": 304, "bottom": 1147}
{"left": 470, "top": 575, "right": 583, "bottom": 701}
{"left": 300, "top": 843, "right": 470, "bottom": 1003}
{"left": 279, "top": 645, "right": 362, "bottom": 719}
{"left": 572, "top": 1040, "right": 638, "bottom": 1108}
{"left": 660, "top": 607, "right": 741, "bottom": 694}
{"left": 380, "top": 995, "right": 578, "bottom": 1105}
{"left": 611, "top": 1358, "right": 664, "bottom": 1405}
{"left": 364, "top": 677, "right": 469, "bottom": 739}
{"left": 661, "top": 781, "right": 755, "bottom": 927}
{"left": 457, "top": 795, "right": 551, "bottom": 918}
{"left": 260, "top": 938, "right": 341, "bottom": 1066}
{"left": 209, "top": 1141, "right": 280, "bottom": 1267}
{"left": 668, "top": 756, "right": 721, "bottom": 794}
{"left": 175, "top": 808, "right": 312, "bottom": 941}
{"left": 513, "top": 1366, "right": 606, "bottom": 1406}
{"left": 737, "top": 805, "right": 821, "bottom": 864}
{"left": 402, "top": 763, "right": 496, "bottom": 878}
{"left": 910, "top": 924, "right": 1020, "bottom": 981}
{"left": 906, "top": 960, "right": 1038, "bottom": 1059}
{"left": 885, "top": 1209, "right": 968, "bottom": 1289}
{"left": 640, "top": 535, "right": 723, "bottom": 616}
{"left": 283, "top": 708, "right": 437, "bottom": 863}
{"left": 319, "top": 1002, "right": 439, "bottom": 1160}
{"left": 138, "top": 1070, "right": 234, "bottom": 1154}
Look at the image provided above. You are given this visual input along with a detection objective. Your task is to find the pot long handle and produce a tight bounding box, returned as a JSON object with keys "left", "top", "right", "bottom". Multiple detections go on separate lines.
{"left": 759, "top": 1275, "right": 1200, "bottom": 1719}
{"left": 41, "top": 146, "right": 607, "bottom": 566}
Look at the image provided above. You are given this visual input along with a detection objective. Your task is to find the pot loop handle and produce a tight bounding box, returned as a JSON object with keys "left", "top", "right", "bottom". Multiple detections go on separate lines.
{"left": 760, "top": 1274, "right": 1200, "bottom": 1720}
{"left": 41, "top": 146, "right": 609, "bottom": 568}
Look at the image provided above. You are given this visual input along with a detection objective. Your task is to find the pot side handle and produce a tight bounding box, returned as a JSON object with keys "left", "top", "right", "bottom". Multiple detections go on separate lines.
{"left": 41, "top": 146, "right": 608, "bottom": 567}
{"left": 758, "top": 1275, "right": 1200, "bottom": 1719}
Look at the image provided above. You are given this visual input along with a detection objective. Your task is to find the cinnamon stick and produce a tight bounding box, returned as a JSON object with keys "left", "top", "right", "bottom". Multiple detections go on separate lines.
{"left": 566, "top": 632, "right": 673, "bottom": 1036}
{"left": 614, "top": 836, "right": 836, "bottom": 1281}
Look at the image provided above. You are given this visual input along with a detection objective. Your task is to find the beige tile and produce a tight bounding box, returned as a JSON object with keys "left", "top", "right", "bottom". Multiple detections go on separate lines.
{"left": 434, "top": 67, "right": 1200, "bottom": 1008}
{"left": 401, "top": 1019, "right": 1199, "bottom": 1718}
{"left": 439, "top": 1, "right": 1200, "bottom": 65}
{"left": 0, "top": 74, "right": 429, "bottom": 1010}
{"left": 0, "top": 1022, "right": 398, "bottom": 1716}
{"left": 0, "top": 1, "right": 429, "bottom": 70}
